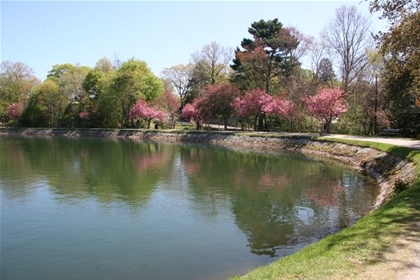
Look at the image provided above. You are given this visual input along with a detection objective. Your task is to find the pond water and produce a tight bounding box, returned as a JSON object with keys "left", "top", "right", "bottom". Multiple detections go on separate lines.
{"left": 0, "top": 136, "right": 379, "bottom": 280}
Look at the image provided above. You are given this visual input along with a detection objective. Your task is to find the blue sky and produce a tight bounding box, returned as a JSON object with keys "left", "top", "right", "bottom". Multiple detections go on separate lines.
{"left": 1, "top": 1, "right": 387, "bottom": 81}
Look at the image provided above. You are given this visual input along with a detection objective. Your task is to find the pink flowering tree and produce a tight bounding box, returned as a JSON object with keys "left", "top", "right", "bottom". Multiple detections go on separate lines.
{"left": 199, "top": 84, "right": 240, "bottom": 130}
{"left": 78, "top": 111, "right": 91, "bottom": 127}
{"left": 156, "top": 90, "right": 181, "bottom": 129}
{"left": 181, "top": 99, "right": 204, "bottom": 130}
{"left": 79, "top": 111, "right": 90, "bottom": 120}
{"left": 7, "top": 103, "right": 23, "bottom": 120}
{"left": 303, "top": 87, "right": 347, "bottom": 134}
{"left": 129, "top": 99, "right": 167, "bottom": 129}
{"left": 231, "top": 88, "right": 272, "bottom": 131}
{"left": 262, "top": 97, "right": 298, "bottom": 131}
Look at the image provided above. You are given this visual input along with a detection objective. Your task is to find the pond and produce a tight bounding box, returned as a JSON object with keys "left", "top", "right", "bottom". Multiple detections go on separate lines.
{"left": 0, "top": 136, "right": 379, "bottom": 280}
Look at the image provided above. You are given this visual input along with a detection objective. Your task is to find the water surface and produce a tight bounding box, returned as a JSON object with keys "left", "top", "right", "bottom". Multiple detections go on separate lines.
{"left": 0, "top": 136, "right": 379, "bottom": 279}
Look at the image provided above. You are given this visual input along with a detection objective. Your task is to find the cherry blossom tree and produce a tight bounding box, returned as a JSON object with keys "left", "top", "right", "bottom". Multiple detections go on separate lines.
{"left": 231, "top": 88, "right": 272, "bottom": 130}
{"left": 6, "top": 103, "right": 23, "bottom": 119}
{"left": 156, "top": 90, "right": 181, "bottom": 129}
{"left": 198, "top": 83, "right": 240, "bottom": 130}
{"left": 303, "top": 87, "right": 347, "bottom": 133}
{"left": 129, "top": 99, "right": 167, "bottom": 129}
{"left": 79, "top": 111, "right": 90, "bottom": 120}
{"left": 181, "top": 99, "right": 204, "bottom": 130}
{"left": 262, "top": 97, "right": 299, "bottom": 131}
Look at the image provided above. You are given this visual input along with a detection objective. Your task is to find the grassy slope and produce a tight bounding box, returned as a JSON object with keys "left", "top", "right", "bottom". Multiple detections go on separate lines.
{"left": 232, "top": 138, "right": 420, "bottom": 280}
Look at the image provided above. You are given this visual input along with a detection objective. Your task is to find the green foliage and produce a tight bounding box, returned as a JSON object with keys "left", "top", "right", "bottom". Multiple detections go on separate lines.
{"left": 107, "top": 60, "right": 163, "bottom": 127}
{"left": 21, "top": 79, "right": 67, "bottom": 127}
{"left": 47, "top": 63, "right": 75, "bottom": 82}
{"left": 97, "top": 87, "right": 123, "bottom": 128}
{"left": 371, "top": 0, "right": 420, "bottom": 132}
{"left": 0, "top": 61, "right": 40, "bottom": 123}
{"left": 231, "top": 18, "right": 300, "bottom": 94}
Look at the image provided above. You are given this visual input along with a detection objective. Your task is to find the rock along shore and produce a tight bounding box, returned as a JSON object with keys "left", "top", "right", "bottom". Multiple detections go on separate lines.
{"left": 1, "top": 128, "right": 417, "bottom": 209}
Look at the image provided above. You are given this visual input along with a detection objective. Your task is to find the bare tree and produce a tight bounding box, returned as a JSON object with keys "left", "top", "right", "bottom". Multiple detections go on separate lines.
{"left": 321, "top": 5, "right": 373, "bottom": 93}
{"left": 160, "top": 64, "right": 194, "bottom": 108}
{"left": 190, "top": 41, "right": 233, "bottom": 85}
{"left": 287, "top": 27, "right": 313, "bottom": 61}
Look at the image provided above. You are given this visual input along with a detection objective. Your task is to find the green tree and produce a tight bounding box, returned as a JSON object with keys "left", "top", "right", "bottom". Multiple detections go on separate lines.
{"left": 58, "top": 65, "right": 91, "bottom": 126}
{"left": 317, "top": 58, "right": 336, "bottom": 87}
{"left": 94, "top": 57, "right": 114, "bottom": 73}
{"left": 22, "top": 80, "right": 65, "bottom": 127}
{"left": 80, "top": 57, "right": 118, "bottom": 127}
{"left": 0, "top": 61, "right": 40, "bottom": 123}
{"left": 47, "top": 63, "right": 75, "bottom": 82}
{"left": 97, "top": 60, "right": 163, "bottom": 127}
{"left": 369, "top": 0, "right": 420, "bottom": 135}
{"left": 231, "top": 19, "right": 300, "bottom": 94}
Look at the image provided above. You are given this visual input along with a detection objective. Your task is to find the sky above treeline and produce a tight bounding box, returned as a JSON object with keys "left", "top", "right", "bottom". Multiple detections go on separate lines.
{"left": 1, "top": 0, "right": 388, "bottom": 81}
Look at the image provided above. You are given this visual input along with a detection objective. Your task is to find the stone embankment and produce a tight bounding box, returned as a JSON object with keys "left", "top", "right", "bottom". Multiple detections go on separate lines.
{"left": 1, "top": 128, "right": 417, "bottom": 209}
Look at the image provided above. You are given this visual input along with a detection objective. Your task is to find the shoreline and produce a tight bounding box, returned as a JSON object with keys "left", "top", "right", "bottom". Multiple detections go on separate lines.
{"left": 1, "top": 128, "right": 417, "bottom": 210}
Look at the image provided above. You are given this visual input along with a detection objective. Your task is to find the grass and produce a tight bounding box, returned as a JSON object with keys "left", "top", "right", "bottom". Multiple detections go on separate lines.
{"left": 231, "top": 138, "right": 420, "bottom": 280}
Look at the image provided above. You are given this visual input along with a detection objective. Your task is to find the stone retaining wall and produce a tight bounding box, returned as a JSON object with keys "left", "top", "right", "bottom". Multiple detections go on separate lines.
{"left": 1, "top": 128, "right": 417, "bottom": 209}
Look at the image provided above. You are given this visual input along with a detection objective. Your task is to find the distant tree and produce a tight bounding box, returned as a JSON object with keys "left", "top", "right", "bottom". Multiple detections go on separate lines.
{"left": 303, "top": 87, "right": 347, "bottom": 133}
{"left": 197, "top": 83, "right": 240, "bottom": 129}
{"left": 0, "top": 61, "right": 40, "bottom": 123}
{"left": 262, "top": 97, "right": 299, "bottom": 131}
{"left": 79, "top": 111, "right": 90, "bottom": 120}
{"left": 369, "top": 0, "right": 420, "bottom": 134}
{"left": 287, "top": 27, "right": 313, "bottom": 62}
{"left": 58, "top": 66, "right": 91, "bottom": 111}
{"left": 190, "top": 41, "right": 233, "bottom": 86}
{"left": 231, "top": 19, "right": 300, "bottom": 93}
{"left": 318, "top": 58, "right": 336, "bottom": 87}
{"left": 161, "top": 64, "right": 194, "bottom": 109}
{"left": 6, "top": 103, "right": 23, "bottom": 120}
{"left": 129, "top": 99, "right": 167, "bottom": 129}
{"left": 22, "top": 79, "right": 64, "bottom": 127}
{"left": 47, "top": 63, "right": 75, "bottom": 82}
{"left": 181, "top": 99, "right": 205, "bottom": 130}
{"left": 111, "top": 60, "right": 164, "bottom": 126}
{"left": 94, "top": 57, "right": 114, "bottom": 73}
{"left": 156, "top": 90, "right": 181, "bottom": 129}
{"left": 232, "top": 88, "right": 272, "bottom": 130}
{"left": 321, "top": 5, "right": 372, "bottom": 92}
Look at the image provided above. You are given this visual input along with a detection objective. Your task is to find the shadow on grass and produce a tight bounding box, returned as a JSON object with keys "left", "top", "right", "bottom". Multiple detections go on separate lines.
{"left": 323, "top": 180, "right": 420, "bottom": 270}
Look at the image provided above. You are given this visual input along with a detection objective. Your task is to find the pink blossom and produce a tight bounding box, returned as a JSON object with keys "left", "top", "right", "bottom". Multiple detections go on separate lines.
{"left": 262, "top": 97, "right": 298, "bottom": 118}
{"left": 79, "top": 111, "right": 90, "bottom": 120}
{"left": 181, "top": 100, "right": 203, "bottom": 123}
{"left": 6, "top": 103, "right": 23, "bottom": 119}
{"left": 303, "top": 87, "right": 347, "bottom": 131}
{"left": 130, "top": 99, "right": 167, "bottom": 128}
{"left": 232, "top": 89, "right": 272, "bottom": 118}
{"left": 130, "top": 100, "right": 167, "bottom": 121}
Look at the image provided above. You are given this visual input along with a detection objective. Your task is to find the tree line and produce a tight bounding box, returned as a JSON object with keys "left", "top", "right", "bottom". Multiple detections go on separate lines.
{"left": 1, "top": 1, "right": 419, "bottom": 136}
